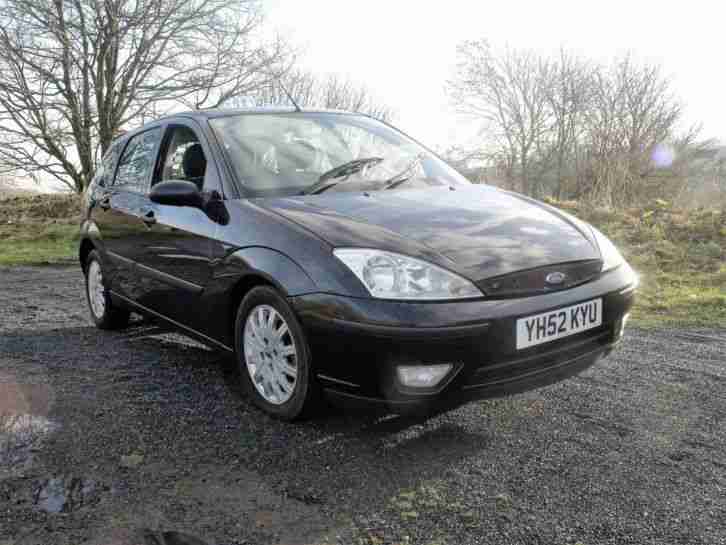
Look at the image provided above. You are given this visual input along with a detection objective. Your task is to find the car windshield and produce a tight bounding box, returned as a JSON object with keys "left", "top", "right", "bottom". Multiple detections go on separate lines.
{"left": 209, "top": 112, "right": 470, "bottom": 197}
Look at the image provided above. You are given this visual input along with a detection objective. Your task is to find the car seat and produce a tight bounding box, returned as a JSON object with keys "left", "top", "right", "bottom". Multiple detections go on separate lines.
{"left": 182, "top": 143, "right": 207, "bottom": 190}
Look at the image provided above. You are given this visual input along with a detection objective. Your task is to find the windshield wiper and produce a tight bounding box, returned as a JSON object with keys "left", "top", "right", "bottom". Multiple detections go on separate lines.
{"left": 302, "top": 157, "right": 383, "bottom": 195}
{"left": 382, "top": 153, "right": 426, "bottom": 190}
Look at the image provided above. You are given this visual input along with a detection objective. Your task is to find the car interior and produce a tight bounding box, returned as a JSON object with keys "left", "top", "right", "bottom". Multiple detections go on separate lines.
{"left": 158, "top": 126, "right": 207, "bottom": 191}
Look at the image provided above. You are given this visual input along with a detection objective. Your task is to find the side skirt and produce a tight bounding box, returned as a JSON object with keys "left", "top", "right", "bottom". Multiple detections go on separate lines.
{"left": 110, "top": 291, "right": 234, "bottom": 353}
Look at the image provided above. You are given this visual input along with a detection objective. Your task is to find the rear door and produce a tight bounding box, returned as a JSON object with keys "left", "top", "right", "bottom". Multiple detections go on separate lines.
{"left": 132, "top": 118, "right": 222, "bottom": 331}
{"left": 94, "top": 127, "right": 163, "bottom": 298}
{"left": 87, "top": 140, "right": 122, "bottom": 278}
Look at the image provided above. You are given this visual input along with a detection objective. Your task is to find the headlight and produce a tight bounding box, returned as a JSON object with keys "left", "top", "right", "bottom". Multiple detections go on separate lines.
{"left": 591, "top": 227, "right": 625, "bottom": 272}
{"left": 333, "top": 248, "right": 483, "bottom": 300}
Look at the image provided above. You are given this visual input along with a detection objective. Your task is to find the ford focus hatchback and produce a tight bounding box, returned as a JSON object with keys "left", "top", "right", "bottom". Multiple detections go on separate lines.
{"left": 80, "top": 109, "right": 637, "bottom": 419}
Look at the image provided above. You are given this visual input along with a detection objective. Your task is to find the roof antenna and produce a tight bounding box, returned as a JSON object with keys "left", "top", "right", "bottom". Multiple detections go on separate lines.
{"left": 279, "top": 81, "right": 302, "bottom": 112}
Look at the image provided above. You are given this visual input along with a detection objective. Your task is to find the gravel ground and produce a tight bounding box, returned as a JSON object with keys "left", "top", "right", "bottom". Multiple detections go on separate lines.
{"left": 1, "top": 265, "right": 725, "bottom": 545}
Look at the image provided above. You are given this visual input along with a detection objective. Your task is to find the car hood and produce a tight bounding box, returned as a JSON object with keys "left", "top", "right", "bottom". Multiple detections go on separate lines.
{"left": 252, "top": 185, "right": 600, "bottom": 280}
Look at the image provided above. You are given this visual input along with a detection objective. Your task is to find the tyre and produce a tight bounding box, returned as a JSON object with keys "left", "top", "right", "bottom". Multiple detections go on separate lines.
{"left": 234, "top": 285, "right": 317, "bottom": 420}
{"left": 84, "top": 250, "right": 131, "bottom": 330}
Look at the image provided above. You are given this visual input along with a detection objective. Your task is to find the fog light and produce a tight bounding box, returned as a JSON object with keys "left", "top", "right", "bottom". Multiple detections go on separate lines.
{"left": 396, "top": 364, "right": 453, "bottom": 388}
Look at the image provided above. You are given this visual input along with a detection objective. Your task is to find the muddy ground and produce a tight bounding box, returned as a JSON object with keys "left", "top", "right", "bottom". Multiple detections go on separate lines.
{"left": 1, "top": 265, "right": 725, "bottom": 545}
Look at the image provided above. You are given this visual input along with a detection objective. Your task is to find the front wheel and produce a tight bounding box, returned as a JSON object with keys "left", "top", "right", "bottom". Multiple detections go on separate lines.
{"left": 84, "top": 250, "right": 130, "bottom": 330}
{"left": 234, "top": 286, "right": 317, "bottom": 420}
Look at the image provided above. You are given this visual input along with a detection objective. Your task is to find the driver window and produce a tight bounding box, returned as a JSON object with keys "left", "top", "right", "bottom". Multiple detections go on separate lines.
{"left": 158, "top": 126, "right": 207, "bottom": 191}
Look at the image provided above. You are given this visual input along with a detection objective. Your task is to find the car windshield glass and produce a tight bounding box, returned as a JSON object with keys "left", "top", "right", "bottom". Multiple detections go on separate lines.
{"left": 209, "top": 112, "right": 470, "bottom": 197}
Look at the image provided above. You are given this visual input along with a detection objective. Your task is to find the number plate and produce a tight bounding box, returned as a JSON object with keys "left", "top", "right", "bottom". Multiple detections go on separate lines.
{"left": 516, "top": 298, "right": 602, "bottom": 350}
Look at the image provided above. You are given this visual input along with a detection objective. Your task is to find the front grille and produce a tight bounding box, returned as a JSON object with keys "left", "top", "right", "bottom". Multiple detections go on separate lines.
{"left": 466, "top": 326, "right": 611, "bottom": 387}
{"left": 478, "top": 260, "right": 602, "bottom": 298}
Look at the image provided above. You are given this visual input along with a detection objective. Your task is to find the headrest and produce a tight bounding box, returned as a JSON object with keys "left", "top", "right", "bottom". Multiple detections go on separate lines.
{"left": 182, "top": 143, "right": 206, "bottom": 180}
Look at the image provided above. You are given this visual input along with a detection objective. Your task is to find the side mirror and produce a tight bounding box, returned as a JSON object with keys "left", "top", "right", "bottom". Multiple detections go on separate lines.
{"left": 149, "top": 180, "right": 203, "bottom": 208}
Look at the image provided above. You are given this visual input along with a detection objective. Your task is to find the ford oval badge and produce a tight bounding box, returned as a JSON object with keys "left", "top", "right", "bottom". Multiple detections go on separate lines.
{"left": 545, "top": 271, "right": 566, "bottom": 285}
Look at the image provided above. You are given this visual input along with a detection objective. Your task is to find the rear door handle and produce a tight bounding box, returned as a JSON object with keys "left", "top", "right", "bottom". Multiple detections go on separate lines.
{"left": 142, "top": 209, "right": 156, "bottom": 226}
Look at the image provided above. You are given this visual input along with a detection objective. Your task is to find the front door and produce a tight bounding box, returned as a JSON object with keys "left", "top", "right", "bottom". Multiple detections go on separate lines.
{"left": 132, "top": 120, "right": 221, "bottom": 332}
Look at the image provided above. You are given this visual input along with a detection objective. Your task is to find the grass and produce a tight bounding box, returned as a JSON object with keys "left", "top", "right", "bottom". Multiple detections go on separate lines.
{"left": 0, "top": 193, "right": 723, "bottom": 327}
{"left": 0, "top": 221, "right": 81, "bottom": 266}
{"left": 0, "top": 194, "right": 81, "bottom": 266}
{"left": 547, "top": 198, "right": 725, "bottom": 328}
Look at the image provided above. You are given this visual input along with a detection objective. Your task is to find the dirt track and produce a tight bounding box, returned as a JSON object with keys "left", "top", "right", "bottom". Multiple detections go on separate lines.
{"left": 1, "top": 265, "right": 725, "bottom": 545}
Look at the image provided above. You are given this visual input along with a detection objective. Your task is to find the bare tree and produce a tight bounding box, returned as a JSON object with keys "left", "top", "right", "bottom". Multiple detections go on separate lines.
{"left": 447, "top": 40, "right": 554, "bottom": 196}
{"left": 0, "top": 0, "right": 290, "bottom": 193}
{"left": 242, "top": 68, "right": 396, "bottom": 121}
{"left": 641, "top": 131, "right": 725, "bottom": 207}
{"left": 581, "top": 54, "right": 685, "bottom": 204}
{"left": 542, "top": 49, "right": 592, "bottom": 198}
{"left": 448, "top": 43, "right": 701, "bottom": 205}
{"left": 246, "top": 69, "right": 318, "bottom": 110}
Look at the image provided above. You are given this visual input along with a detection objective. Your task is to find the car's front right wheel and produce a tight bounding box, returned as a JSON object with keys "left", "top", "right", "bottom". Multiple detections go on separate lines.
{"left": 234, "top": 286, "right": 317, "bottom": 420}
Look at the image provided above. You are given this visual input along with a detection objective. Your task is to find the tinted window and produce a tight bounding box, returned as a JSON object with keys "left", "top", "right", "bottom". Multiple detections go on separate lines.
{"left": 114, "top": 128, "right": 162, "bottom": 193}
{"left": 102, "top": 142, "right": 122, "bottom": 176}
{"left": 89, "top": 142, "right": 121, "bottom": 190}
{"left": 157, "top": 126, "right": 207, "bottom": 191}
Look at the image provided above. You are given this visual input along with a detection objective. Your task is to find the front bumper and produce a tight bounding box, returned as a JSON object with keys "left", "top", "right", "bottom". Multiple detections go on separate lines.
{"left": 290, "top": 265, "right": 637, "bottom": 412}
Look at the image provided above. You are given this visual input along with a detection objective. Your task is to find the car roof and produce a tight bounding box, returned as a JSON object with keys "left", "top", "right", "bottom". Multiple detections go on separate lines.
{"left": 160, "top": 107, "right": 360, "bottom": 121}
{"left": 113, "top": 107, "right": 365, "bottom": 144}
{"left": 106, "top": 106, "right": 388, "bottom": 202}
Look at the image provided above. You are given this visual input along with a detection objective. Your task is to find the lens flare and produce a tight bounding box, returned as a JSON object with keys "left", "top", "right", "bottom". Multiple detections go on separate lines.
{"left": 652, "top": 144, "right": 675, "bottom": 168}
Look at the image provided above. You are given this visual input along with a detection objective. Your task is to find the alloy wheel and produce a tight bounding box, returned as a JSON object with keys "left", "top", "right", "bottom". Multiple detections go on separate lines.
{"left": 243, "top": 304, "right": 298, "bottom": 405}
{"left": 87, "top": 260, "right": 106, "bottom": 319}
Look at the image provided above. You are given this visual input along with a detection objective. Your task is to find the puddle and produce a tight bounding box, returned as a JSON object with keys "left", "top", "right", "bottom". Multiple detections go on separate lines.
{"left": 34, "top": 476, "right": 100, "bottom": 513}
{"left": 1, "top": 373, "right": 56, "bottom": 477}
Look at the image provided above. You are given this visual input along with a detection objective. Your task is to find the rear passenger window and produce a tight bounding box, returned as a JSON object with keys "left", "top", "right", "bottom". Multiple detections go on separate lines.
{"left": 114, "top": 128, "right": 162, "bottom": 193}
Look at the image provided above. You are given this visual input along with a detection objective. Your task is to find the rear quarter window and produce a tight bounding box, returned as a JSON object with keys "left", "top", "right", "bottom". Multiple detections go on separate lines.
{"left": 90, "top": 142, "right": 122, "bottom": 192}
{"left": 84, "top": 142, "right": 122, "bottom": 208}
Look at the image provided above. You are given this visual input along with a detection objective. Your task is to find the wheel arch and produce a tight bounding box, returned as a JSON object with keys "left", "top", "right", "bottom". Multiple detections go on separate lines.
{"left": 227, "top": 274, "right": 274, "bottom": 345}
{"left": 219, "top": 247, "right": 318, "bottom": 349}
{"left": 79, "top": 219, "right": 103, "bottom": 272}
{"left": 79, "top": 237, "right": 95, "bottom": 272}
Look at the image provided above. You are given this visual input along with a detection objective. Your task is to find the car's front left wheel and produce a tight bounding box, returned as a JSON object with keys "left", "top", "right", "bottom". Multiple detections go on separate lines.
{"left": 84, "top": 250, "right": 130, "bottom": 330}
{"left": 234, "top": 286, "right": 317, "bottom": 420}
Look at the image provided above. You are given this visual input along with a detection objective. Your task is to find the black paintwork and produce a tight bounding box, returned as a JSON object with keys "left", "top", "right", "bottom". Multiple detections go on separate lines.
{"left": 292, "top": 267, "right": 635, "bottom": 408}
{"left": 150, "top": 180, "right": 205, "bottom": 208}
{"left": 253, "top": 185, "right": 600, "bottom": 281}
{"left": 79, "top": 108, "right": 637, "bottom": 411}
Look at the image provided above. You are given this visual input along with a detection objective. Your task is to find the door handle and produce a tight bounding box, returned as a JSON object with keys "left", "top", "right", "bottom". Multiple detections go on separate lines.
{"left": 142, "top": 210, "right": 156, "bottom": 226}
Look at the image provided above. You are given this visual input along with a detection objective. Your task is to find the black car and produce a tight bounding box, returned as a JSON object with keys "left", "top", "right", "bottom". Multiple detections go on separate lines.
{"left": 80, "top": 108, "right": 637, "bottom": 420}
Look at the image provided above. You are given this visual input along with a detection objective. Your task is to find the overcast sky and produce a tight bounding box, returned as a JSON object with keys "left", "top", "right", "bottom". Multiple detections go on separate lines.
{"left": 19, "top": 0, "right": 723, "bottom": 192}
{"left": 265, "top": 0, "right": 724, "bottom": 150}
